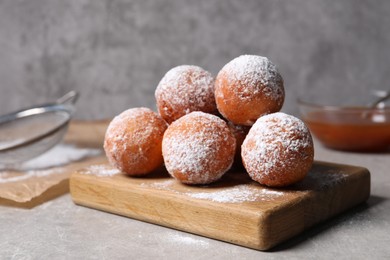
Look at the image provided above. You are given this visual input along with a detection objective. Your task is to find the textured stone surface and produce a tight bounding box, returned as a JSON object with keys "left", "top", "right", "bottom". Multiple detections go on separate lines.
{"left": 0, "top": 0, "right": 389, "bottom": 119}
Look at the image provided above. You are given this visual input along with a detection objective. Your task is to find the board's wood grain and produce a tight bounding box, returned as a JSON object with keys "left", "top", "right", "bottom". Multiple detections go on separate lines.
{"left": 70, "top": 161, "right": 370, "bottom": 250}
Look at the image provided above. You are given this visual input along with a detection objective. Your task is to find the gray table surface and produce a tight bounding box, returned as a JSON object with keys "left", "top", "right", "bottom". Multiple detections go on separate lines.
{"left": 1, "top": 139, "right": 389, "bottom": 259}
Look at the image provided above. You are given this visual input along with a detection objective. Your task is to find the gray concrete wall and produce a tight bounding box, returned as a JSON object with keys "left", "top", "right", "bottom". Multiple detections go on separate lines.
{"left": 1, "top": 0, "right": 389, "bottom": 119}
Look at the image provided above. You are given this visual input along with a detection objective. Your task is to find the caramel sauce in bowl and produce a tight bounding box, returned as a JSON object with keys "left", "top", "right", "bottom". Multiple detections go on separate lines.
{"left": 298, "top": 100, "right": 390, "bottom": 152}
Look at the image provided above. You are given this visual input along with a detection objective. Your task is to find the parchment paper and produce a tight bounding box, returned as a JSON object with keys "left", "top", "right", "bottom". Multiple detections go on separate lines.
{"left": 0, "top": 120, "right": 109, "bottom": 205}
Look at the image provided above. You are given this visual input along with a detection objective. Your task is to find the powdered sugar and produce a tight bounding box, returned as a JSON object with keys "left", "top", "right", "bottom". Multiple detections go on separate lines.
{"left": 216, "top": 55, "right": 284, "bottom": 102}
{"left": 300, "top": 168, "right": 349, "bottom": 189}
{"left": 187, "top": 185, "right": 284, "bottom": 203}
{"left": 162, "top": 112, "right": 236, "bottom": 184}
{"left": 140, "top": 179, "right": 175, "bottom": 189}
{"left": 165, "top": 134, "right": 212, "bottom": 177}
{"left": 242, "top": 112, "right": 314, "bottom": 183}
{"left": 20, "top": 144, "right": 101, "bottom": 170}
{"left": 140, "top": 180, "right": 285, "bottom": 203}
{"left": 155, "top": 65, "right": 217, "bottom": 123}
{"left": 0, "top": 168, "right": 65, "bottom": 183}
{"left": 167, "top": 232, "right": 210, "bottom": 247}
{"left": 81, "top": 164, "right": 120, "bottom": 176}
{"left": 0, "top": 144, "right": 101, "bottom": 183}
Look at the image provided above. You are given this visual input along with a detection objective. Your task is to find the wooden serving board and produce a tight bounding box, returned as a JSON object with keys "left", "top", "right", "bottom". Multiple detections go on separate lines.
{"left": 70, "top": 161, "right": 370, "bottom": 250}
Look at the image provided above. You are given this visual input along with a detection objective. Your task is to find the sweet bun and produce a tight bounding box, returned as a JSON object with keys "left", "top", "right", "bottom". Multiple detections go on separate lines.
{"left": 104, "top": 107, "right": 167, "bottom": 176}
{"left": 162, "top": 111, "right": 236, "bottom": 184}
{"left": 155, "top": 65, "right": 217, "bottom": 124}
{"left": 215, "top": 55, "right": 285, "bottom": 126}
{"left": 241, "top": 112, "right": 314, "bottom": 187}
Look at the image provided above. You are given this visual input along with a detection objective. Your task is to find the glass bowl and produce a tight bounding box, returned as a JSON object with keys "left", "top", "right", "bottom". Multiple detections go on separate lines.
{"left": 298, "top": 99, "right": 390, "bottom": 152}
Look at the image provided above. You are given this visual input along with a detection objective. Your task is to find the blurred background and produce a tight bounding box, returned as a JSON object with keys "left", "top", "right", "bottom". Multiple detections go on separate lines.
{"left": 0, "top": 0, "right": 389, "bottom": 120}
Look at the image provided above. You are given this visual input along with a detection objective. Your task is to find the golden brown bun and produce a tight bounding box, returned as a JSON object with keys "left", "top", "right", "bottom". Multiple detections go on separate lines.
{"left": 215, "top": 55, "right": 284, "bottom": 126}
{"left": 241, "top": 112, "right": 314, "bottom": 187}
{"left": 162, "top": 111, "right": 236, "bottom": 184}
{"left": 155, "top": 65, "right": 217, "bottom": 124}
{"left": 104, "top": 107, "right": 167, "bottom": 176}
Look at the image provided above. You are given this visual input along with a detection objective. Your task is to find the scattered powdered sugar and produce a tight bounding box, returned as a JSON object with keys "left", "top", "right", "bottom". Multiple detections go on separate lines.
{"left": 302, "top": 168, "right": 349, "bottom": 189}
{"left": 0, "top": 144, "right": 101, "bottom": 183}
{"left": 140, "top": 180, "right": 285, "bottom": 203}
{"left": 167, "top": 232, "right": 210, "bottom": 247}
{"left": 81, "top": 164, "right": 120, "bottom": 176}
{"left": 140, "top": 179, "right": 175, "bottom": 189}
{"left": 162, "top": 112, "right": 235, "bottom": 184}
{"left": 0, "top": 168, "right": 65, "bottom": 183}
{"left": 216, "top": 55, "right": 284, "bottom": 102}
{"left": 19, "top": 144, "right": 101, "bottom": 170}
{"left": 242, "top": 112, "right": 314, "bottom": 179}
{"left": 155, "top": 65, "right": 217, "bottom": 123}
{"left": 187, "top": 185, "right": 285, "bottom": 203}
{"left": 320, "top": 170, "right": 348, "bottom": 186}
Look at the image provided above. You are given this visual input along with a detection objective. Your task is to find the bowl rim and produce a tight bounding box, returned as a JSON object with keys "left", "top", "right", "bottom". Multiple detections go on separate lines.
{"left": 0, "top": 104, "right": 72, "bottom": 152}
{"left": 297, "top": 98, "right": 390, "bottom": 112}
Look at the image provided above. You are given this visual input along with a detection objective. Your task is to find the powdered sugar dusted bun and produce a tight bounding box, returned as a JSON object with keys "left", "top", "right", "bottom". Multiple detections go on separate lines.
{"left": 104, "top": 107, "right": 167, "bottom": 176}
{"left": 241, "top": 112, "right": 314, "bottom": 187}
{"left": 215, "top": 55, "right": 285, "bottom": 126}
{"left": 162, "top": 111, "right": 236, "bottom": 184}
{"left": 155, "top": 65, "right": 217, "bottom": 124}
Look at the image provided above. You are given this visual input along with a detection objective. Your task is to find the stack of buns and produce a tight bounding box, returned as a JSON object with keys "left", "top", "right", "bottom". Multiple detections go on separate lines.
{"left": 104, "top": 55, "right": 314, "bottom": 187}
